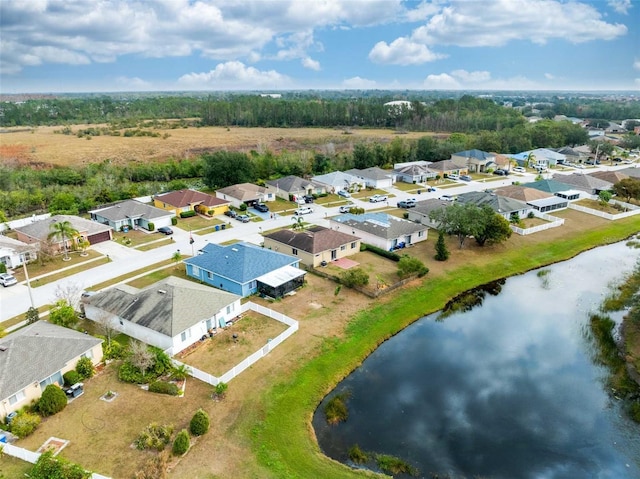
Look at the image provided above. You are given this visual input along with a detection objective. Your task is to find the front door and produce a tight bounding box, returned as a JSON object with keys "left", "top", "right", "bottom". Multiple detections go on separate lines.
{"left": 331, "top": 250, "right": 337, "bottom": 260}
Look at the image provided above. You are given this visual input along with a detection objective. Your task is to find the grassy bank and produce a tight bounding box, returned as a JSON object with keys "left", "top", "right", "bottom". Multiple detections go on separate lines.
{"left": 250, "top": 218, "right": 640, "bottom": 478}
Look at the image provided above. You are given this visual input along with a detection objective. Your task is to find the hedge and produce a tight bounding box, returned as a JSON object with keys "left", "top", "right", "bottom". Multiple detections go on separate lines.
{"left": 63, "top": 370, "right": 81, "bottom": 386}
{"left": 360, "top": 243, "right": 401, "bottom": 261}
{"left": 149, "top": 380, "right": 179, "bottom": 396}
{"left": 179, "top": 210, "right": 196, "bottom": 218}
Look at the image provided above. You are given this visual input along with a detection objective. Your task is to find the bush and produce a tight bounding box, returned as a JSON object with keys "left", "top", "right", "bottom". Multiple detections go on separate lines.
{"left": 360, "top": 243, "right": 401, "bottom": 261}
{"left": 0, "top": 263, "right": 6, "bottom": 274}
{"left": 102, "top": 339, "right": 125, "bottom": 360}
{"left": 172, "top": 429, "right": 190, "bottom": 456}
{"left": 171, "top": 216, "right": 178, "bottom": 226}
{"left": 189, "top": 409, "right": 210, "bottom": 436}
{"left": 75, "top": 356, "right": 94, "bottom": 379}
{"left": 239, "top": 203, "right": 247, "bottom": 211}
{"left": 63, "top": 370, "right": 81, "bottom": 386}
{"left": 149, "top": 381, "right": 179, "bottom": 396}
{"left": 397, "top": 256, "right": 429, "bottom": 279}
{"left": 147, "top": 222, "right": 155, "bottom": 231}
{"left": 37, "top": 385, "right": 68, "bottom": 417}
{"left": 118, "top": 361, "right": 148, "bottom": 384}
{"left": 212, "top": 382, "right": 228, "bottom": 399}
{"left": 134, "top": 423, "right": 174, "bottom": 451}
{"left": 25, "top": 306, "right": 40, "bottom": 324}
{"left": 29, "top": 451, "right": 90, "bottom": 479}
{"left": 10, "top": 411, "right": 41, "bottom": 438}
{"left": 340, "top": 268, "right": 369, "bottom": 288}
{"left": 179, "top": 210, "right": 196, "bottom": 218}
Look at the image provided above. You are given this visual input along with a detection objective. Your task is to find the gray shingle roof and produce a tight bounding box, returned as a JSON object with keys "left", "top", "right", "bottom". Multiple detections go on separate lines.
{"left": 264, "top": 226, "right": 359, "bottom": 254}
{"left": 0, "top": 321, "right": 102, "bottom": 402}
{"left": 265, "top": 175, "right": 320, "bottom": 193}
{"left": 412, "top": 199, "right": 456, "bottom": 215}
{"left": 86, "top": 276, "right": 240, "bottom": 337}
{"left": 551, "top": 173, "right": 612, "bottom": 192}
{"left": 90, "top": 200, "right": 171, "bottom": 221}
{"left": 345, "top": 167, "right": 393, "bottom": 181}
{"left": 216, "top": 183, "right": 268, "bottom": 201}
{"left": 14, "top": 215, "right": 112, "bottom": 242}
{"left": 428, "top": 159, "right": 463, "bottom": 172}
{"left": 331, "top": 213, "right": 427, "bottom": 239}
{"left": 0, "top": 235, "right": 35, "bottom": 254}
{"left": 453, "top": 149, "right": 495, "bottom": 160}
{"left": 457, "top": 191, "right": 528, "bottom": 214}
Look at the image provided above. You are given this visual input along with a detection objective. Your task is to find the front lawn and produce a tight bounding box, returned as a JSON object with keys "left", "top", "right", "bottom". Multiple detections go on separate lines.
{"left": 12, "top": 250, "right": 103, "bottom": 282}
{"left": 113, "top": 229, "right": 159, "bottom": 247}
{"left": 174, "top": 215, "right": 225, "bottom": 231}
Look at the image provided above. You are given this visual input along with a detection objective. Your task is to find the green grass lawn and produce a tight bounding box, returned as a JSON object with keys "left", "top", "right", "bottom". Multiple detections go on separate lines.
{"left": 125, "top": 265, "right": 190, "bottom": 289}
{"left": 86, "top": 259, "right": 176, "bottom": 291}
{"left": 113, "top": 230, "right": 159, "bottom": 247}
{"left": 175, "top": 215, "right": 225, "bottom": 231}
{"left": 135, "top": 237, "right": 173, "bottom": 251}
{"left": 30, "top": 257, "right": 110, "bottom": 287}
{"left": 12, "top": 250, "right": 103, "bottom": 282}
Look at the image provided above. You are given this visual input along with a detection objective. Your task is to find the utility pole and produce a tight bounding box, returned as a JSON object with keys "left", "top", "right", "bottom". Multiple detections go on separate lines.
{"left": 22, "top": 252, "right": 35, "bottom": 309}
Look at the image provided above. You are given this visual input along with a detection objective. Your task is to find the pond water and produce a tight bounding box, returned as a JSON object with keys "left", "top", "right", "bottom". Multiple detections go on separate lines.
{"left": 313, "top": 242, "right": 640, "bottom": 479}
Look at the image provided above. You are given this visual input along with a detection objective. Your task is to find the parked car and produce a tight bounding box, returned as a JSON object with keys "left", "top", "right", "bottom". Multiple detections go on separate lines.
{"left": 440, "top": 195, "right": 456, "bottom": 202}
{"left": 339, "top": 205, "right": 353, "bottom": 213}
{"left": 337, "top": 190, "right": 351, "bottom": 198}
{"left": 447, "top": 174, "right": 460, "bottom": 180}
{"left": 224, "top": 209, "right": 237, "bottom": 218}
{"left": 512, "top": 167, "right": 526, "bottom": 173}
{"left": 427, "top": 187, "right": 437, "bottom": 192}
{"left": 0, "top": 273, "right": 18, "bottom": 287}
{"left": 459, "top": 175, "right": 472, "bottom": 181}
{"left": 493, "top": 169, "right": 508, "bottom": 176}
{"left": 81, "top": 290, "right": 96, "bottom": 298}
{"left": 369, "top": 194, "right": 388, "bottom": 203}
{"left": 157, "top": 226, "right": 173, "bottom": 235}
{"left": 253, "top": 203, "right": 269, "bottom": 213}
{"left": 236, "top": 214, "right": 251, "bottom": 223}
{"left": 397, "top": 200, "right": 416, "bottom": 208}
{"left": 303, "top": 195, "right": 314, "bottom": 203}
{"left": 294, "top": 206, "right": 313, "bottom": 215}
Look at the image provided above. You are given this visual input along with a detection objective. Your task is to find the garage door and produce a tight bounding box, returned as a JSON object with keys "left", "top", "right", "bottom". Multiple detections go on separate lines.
{"left": 87, "top": 231, "right": 111, "bottom": 245}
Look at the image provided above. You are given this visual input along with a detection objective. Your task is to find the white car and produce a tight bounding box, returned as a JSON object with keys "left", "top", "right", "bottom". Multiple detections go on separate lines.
{"left": 339, "top": 205, "right": 354, "bottom": 213}
{"left": 513, "top": 167, "right": 526, "bottom": 173}
{"left": 337, "top": 190, "right": 351, "bottom": 198}
{"left": 0, "top": 273, "right": 18, "bottom": 287}
{"left": 294, "top": 206, "right": 313, "bottom": 215}
{"left": 369, "top": 194, "right": 388, "bottom": 203}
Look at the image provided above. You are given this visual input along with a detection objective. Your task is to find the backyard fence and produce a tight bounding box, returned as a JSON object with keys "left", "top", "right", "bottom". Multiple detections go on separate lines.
{"left": 510, "top": 213, "right": 564, "bottom": 236}
{"left": 0, "top": 213, "right": 51, "bottom": 232}
{"left": 172, "top": 301, "right": 298, "bottom": 386}
{"left": 568, "top": 200, "right": 640, "bottom": 220}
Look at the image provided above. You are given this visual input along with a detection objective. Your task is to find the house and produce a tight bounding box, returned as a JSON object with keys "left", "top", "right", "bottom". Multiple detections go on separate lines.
{"left": 263, "top": 226, "right": 361, "bottom": 267}
{"left": 265, "top": 176, "right": 327, "bottom": 202}
{"left": 523, "top": 179, "right": 583, "bottom": 201}
{"left": 509, "top": 148, "right": 566, "bottom": 169}
{"left": 617, "top": 167, "right": 640, "bottom": 180}
{"left": 328, "top": 212, "right": 428, "bottom": 251}
{"left": 450, "top": 149, "right": 496, "bottom": 173}
{"left": 588, "top": 170, "right": 629, "bottom": 185}
{"left": 184, "top": 242, "right": 305, "bottom": 299}
{"left": 154, "top": 189, "right": 230, "bottom": 217}
{"left": 215, "top": 183, "right": 275, "bottom": 208}
{"left": 0, "top": 321, "right": 103, "bottom": 420}
{"left": 550, "top": 173, "right": 613, "bottom": 195}
{"left": 495, "top": 185, "right": 568, "bottom": 213}
{"left": 553, "top": 146, "right": 586, "bottom": 164}
{"left": 407, "top": 199, "right": 456, "bottom": 228}
{"left": 90, "top": 200, "right": 174, "bottom": 232}
{"left": 345, "top": 167, "right": 395, "bottom": 189}
{"left": 312, "top": 171, "right": 364, "bottom": 194}
{"left": 15, "top": 214, "right": 113, "bottom": 253}
{"left": 393, "top": 164, "right": 437, "bottom": 184}
{"left": 428, "top": 159, "right": 468, "bottom": 178}
{"left": 457, "top": 191, "right": 530, "bottom": 221}
{"left": 83, "top": 277, "right": 241, "bottom": 356}
{"left": 0, "top": 236, "right": 37, "bottom": 270}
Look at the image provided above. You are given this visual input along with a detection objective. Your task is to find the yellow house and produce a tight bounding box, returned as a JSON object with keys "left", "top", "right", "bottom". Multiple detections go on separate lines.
{"left": 154, "top": 189, "right": 230, "bottom": 216}
{"left": 0, "top": 321, "right": 103, "bottom": 421}
{"left": 262, "top": 225, "right": 361, "bottom": 268}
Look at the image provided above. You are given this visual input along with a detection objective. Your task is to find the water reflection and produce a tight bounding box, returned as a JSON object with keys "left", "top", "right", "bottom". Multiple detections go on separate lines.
{"left": 437, "top": 279, "right": 505, "bottom": 320}
{"left": 313, "top": 243, "right": 640, "bottom": 479}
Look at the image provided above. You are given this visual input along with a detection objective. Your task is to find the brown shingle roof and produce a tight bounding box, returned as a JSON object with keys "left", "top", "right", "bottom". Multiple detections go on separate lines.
{"left": 264, "top": 226, "right": 359, "bottom": 254}
{"left": 587, "top": 171, "right": 629, "bottom": 184}
{"left": 495, "top": 185, "right": 554, "bottom": 202}
{"left": 155, "top": 189, "right": 229, "bottom": 208}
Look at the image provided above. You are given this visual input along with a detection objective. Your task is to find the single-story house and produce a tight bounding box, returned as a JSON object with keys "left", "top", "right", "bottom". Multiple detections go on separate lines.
{"left": 523, "top": 179, "right": 583, "bottom": 201}
{"left": 551, "top": 173, "right": 613, "bottom": 195}
{"left": 184, "top": 242, "right": 305, "bottom": 299}
{"left": 457, "top": 191, "right": 530, "bottom": 221}
{"left": 263, "top": 226, "right": 361, "bottom": 267}
{"left": 215, "top": 183, "right": 275, "bottom": 208}
{"left": 312, "top": 171, "right": 364, "bottom": 194}
{"left": 0, "top": 236, "right": 37, "bottom": 270}
{"left": 451, "top": 149, "right": 496, "bottom": 173}
{"left": 154, "top": 189, "right": 230, "bottom": 216}
{"left": 15, "top": 214, "right": 113, "bottom": 253}
{"left": 509, "top": 148, "right": 566, "bottom": 168}
{"left": 428, "top": 160, "right": 468, "bottom": 178}
{"left": 407, "top": 199, "right": 456, "bottom": 228}
{"left": 0, "top": 321, "right": 103, "bottom": 420}
{"left": 587, "top": 170, "right": 629, "bottom": 184}
{"left": 328, "top": 212, "right": 428, "bottom": 251}
{"left": 90, "top": 200, "right": 174, "bottom": 232}
{"left": 345, "top": 167, "right": 395, "bottom": 189}
{"left": 618, "top": 167, "right": 640, "bottom": 180}
{"left": 265, "top": 176, "right": 327, "bottom": 202}
{"left": 393, "top": 164, "right": 437, "bottom": 184}
{"left": 494, "top": 185, "right": 569, "bottom": 213}
{"left": 84, "top": 277, "right": 241, "bottom": 356}
{"left": 554, "top": 146, "right": 587, "bottom": 164}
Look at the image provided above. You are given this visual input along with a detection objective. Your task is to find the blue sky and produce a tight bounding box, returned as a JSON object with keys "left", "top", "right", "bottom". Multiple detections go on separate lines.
{"left": 1, "top": 0, "right": 639, "bottom": 93}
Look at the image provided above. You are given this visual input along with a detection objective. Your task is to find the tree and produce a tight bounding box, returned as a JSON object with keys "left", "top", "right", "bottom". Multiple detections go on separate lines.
{"left": 172, "top": 251, "right": 182, "bottom": 269}
{"left": 202, "top": 151, "right": 255, "bottom": 189}
{"left": 75, "top": 356, "right": 95, "bottom": 379}
{"left": 53, "top": 282, "right": 83, "bottom": 312}
{"left": 189, "top": 409, "right": 210, "bottom": 436}
{"left": 49, "top": 299, "right": 79, "bottom": 328}
{"left": 429, "top": 203, "right": 484, "bottom": 249}
{"left": 25, "top": 306, "right": 40, "bottom": 324}
{"left": 47, "top": 220, "right": 79, "bottom": 261}
{"left": 599, "top": 190, "right": 613, "bottom": 206}
{"left": 96, "top": 312, "right": 118, "bottom": 347}
{"left": 291, "top": 216, "right": 305, "bottom": 231}
{"left": 526, "top": 152, "right": 536, "bottom": 169}
{"left": 129, "top": 340, "right": 154, "bottom": 375}
{"left": 473, "top": 207, "right": 513, "bottom": 246}
{"left": 29, "top": 451, "right": 90, "bottom": 479}
{"left": 612, "top": 178, "right": 640, "bottom": 203}
{"left": 434, "top": 230, "right": 450, "bottom": 261}
{"left": 397, "top": 256, "right": 429, "bottom": 279}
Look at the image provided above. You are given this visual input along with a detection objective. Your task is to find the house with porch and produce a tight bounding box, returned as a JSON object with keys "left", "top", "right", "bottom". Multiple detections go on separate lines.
{"left": 312, "top": 171, "right": 364, "bottom": 194}
{"left": 263, "top": 226, "right": 361, "bottom": 267}
{"left": 509, "top": 148, "right": 566, "bottom": 169}
{"left": 154, "top": 189, "right": 230, "bottom": 216}
{"left": 0, "top": 321, "right": 103, "bottom": 421}
{"left": 215, "top": 183, "right": 275, "bottom": 208}
{"left": 551, "top": 173, "right": 613, "bottom": 195}
{"left": 523, "top": 179, "right": 584, "bottom": 201}
{"left": 265, "top": 175, "right": 327, "bottom": 202}
{"left": 328, "top": 212, "right": 428, "bottom": 251}
{"left": 494, "top": 185, "right": 569, "bottom": 213}
{"left": 83, "top": 277, "right": 241, "bottom": 356}
{"left": 451, "top": 149, "right": 497, "bottom": 173}
{"left": 184, "top": 242, "right": 305, "bottom": 299}
{"left": 428, "top": 159, "right": 468, "bottom": 178}
{"left": 457, "top": 191, "right": 531, "bottom": 221}
{"left": 393, "top": 164, "right": 437, "bottom": 184}
{"left": 90, "top": 200, "right": 174, "bottom": 232}
{"left": 345, "top": 167, "right": 395, "bottom": 189}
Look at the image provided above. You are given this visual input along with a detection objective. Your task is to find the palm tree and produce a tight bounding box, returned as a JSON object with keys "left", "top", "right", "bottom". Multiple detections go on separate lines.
{"left": 526, "top": 152, "right": 536, "bottom": 169}
{"left": 291, "top": 216, "right": 305, "bottom": 231}
{"left": 47, "top": 220, "right": 79, "bottom": 261}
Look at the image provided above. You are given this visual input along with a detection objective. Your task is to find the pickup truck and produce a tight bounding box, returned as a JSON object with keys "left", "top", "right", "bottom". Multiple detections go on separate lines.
{"left": 369, "top": 194, "right": 388, "bottom": 203}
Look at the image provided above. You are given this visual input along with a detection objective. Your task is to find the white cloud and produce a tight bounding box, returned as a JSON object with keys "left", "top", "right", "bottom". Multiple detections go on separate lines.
{"left": 636, "top": 78, "right": 640, "bottom": 86}
{"left": 451, "top": 69, "right": 491, "bottom": 82}
{"left": 177, "top": 61, "right": 289, "bottom": 89}
{"left": 608, "top": 0, "right": 632, "bottom": 14}
{"left": 423, "top": 73, "right": 460, "bottom": 89}
{"left": 544, "top": 73, "right": 555, "bottom": 80}
{"left": 369, "top": 37, "right": 445, "bottom": 65}
{"left": 342, "top": 76, "right": 377, "bottom": 89}
{"left": 634, "top": 60, "right": 640, "bottom": 71}
{"left": 115, "top": 76, "right": 152, "bottom": 90}
{"left": 423, "top": 70, "right": 541, "bottom": 90}
{"left": 302, "top": 57, "right": 321, "bottom": 71}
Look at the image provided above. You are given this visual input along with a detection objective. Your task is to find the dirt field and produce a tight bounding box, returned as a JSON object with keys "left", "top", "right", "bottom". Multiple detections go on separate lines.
{"left": 0, "top": 125, "right": 427, "bottom": 167}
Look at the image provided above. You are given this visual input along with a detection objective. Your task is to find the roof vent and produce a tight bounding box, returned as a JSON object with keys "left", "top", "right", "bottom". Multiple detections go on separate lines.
{"left": 0, "top": 345, "right": 7, "bottom": 352}
{"left": 158, "top": 290, "right": 167, "bottom": 294}
{"left": 231, "top": 248, "right": 238, "bottom": 252}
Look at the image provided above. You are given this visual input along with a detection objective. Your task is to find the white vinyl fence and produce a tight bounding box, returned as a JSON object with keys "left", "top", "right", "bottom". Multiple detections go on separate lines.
{"left": 172, "top": 302, "right": 298, "bottom": 386}
{"left": 568, "top": 199, "right": 640, "bottom": 220}
{"left": 510, "top": 212, "right": 565, "bottom": 236}
{"left": 0, "top": 213, "right": 51, "bottom": 232}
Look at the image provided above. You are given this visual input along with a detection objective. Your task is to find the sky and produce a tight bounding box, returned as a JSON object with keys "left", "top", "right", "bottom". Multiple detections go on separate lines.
{"left": 1, "top": 0, "right": 639, "bottom": 94}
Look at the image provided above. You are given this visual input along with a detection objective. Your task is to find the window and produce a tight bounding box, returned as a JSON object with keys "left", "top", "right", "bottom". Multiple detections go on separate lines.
{"left": 249, "top": 280, "right": 256, "bottom": 289}
{"left": 418, "top": 231, "right": 425, "bottom": 238}
{"left": 292, "top": 248, "right": 298, "bottom": 255}
{"left": 351, "top": 242, "right": 357, "bottom": 249}
{"left": 9, "top": 390, "right": 26, "bottom": 406}
{"left": 341, "top": 245, "right": 346, "bottom": 251}
{"left": 40, "top": 371, "right": 63, "bottom": 390}
{"left": 227, "top": 303, "right": 235, "bottom": 314}
{"left": 207, "top": 271, "right": 213, "bottom": 280}
{"left": 192, "top": 265, "right": 200, "bottom": 276}
{"left": 181, "top": 329, "right": 191, "bottom": 342}
{"left": 82, "top": 350, "right": 93, "bottom": 359}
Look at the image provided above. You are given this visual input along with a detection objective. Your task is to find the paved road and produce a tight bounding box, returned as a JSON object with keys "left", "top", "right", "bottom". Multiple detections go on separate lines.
{"left": 1, "top": 163, "right": 634, "bottom": 324}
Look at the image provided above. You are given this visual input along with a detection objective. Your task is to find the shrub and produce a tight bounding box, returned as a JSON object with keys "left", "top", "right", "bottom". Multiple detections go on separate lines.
{"left": 37, "top": 385, "right": 68, "bottom": 417}
{"left": 179, "top": 210, "right": 196, "bottom": 218}
{"left": 376, "top": 454, "right": 418, "bottom": 476}
{"left": 75, "top": 356, "right": 94, "bottom": 379}
{"left": 63, "top": 370, "right": 81, "bottom": 387}
{"left": 172, "top": 429, "right": 190, "bottom": 456}
{"left": 527, "top": 211, "right": 535, "bottom": 219}
{"left": 171, "top": 217, "right": 178, "bottom": 226}
{"left": 360, "top": 243, "right": 401, "bottom": 261}
{"left": 348, "top": 444, "right": 368, "bottom": 464}
{"left": 134, "top": 423, "right": 174, "bottom": 451}
{"left": 25, "top": 306, "right": 40, "bottom": 324}
{"left": 212, "top": 382, "right": 228, "bottom": 400}
{"left": 0, "top": 263, "right": 5, "bottom": 274}
{"left": 239, "top": 203, "right": 247, "bottom": 211}
{"left": 149, "top": 381, "right": 179, "bottom": 396}
{"left": 147, "top": 222, "right": 155, "bottom": 231}
{"left": 10, "top": 411, "right": 41, "bottom": 438}
{"left": 397, "top": 256, "right": 429, "bottom": 279}
{"left": 102, "top": 339, "right": 125, "bottom": 360}
{"left": 189, "top": 409, "right": 210, "bottom": 436}
{"left": 324, "top": 392, "right": 350, "bottom": 424}
{"left": 340, "top": 268, "right": 369, "bottom": 288}
{"left": 29, "top": 451, "right": 90, "bottom": 479}
{"left": 118, "top": 361, "right": 148, "bottom": 384}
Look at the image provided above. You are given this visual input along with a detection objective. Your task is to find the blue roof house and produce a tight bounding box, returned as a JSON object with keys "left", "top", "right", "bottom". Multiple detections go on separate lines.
{"left": 184, "top": 242, "right": 305, "bottom": 299}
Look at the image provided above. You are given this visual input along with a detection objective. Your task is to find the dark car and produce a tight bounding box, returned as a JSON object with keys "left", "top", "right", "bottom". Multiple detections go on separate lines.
{"left": 493, "top": 169, "right": 508, "bottom": 176}
{"left": 303, "top": 195, "right": 314, "bottom": 203}
{"left": 397, "top": 200, "right": 416, "bottom": 208}
{"left": 253, "top": 203, "right": 269, "bottom": 213}
{"left": 459, "top": 175, "right": 472, "bottom": 181}
{"left": 157, "top": 226, "right": 173, "bottom": 235}
{"left": 224, "top": 209, "right": 237, "bottom": 218}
